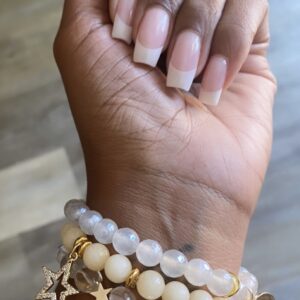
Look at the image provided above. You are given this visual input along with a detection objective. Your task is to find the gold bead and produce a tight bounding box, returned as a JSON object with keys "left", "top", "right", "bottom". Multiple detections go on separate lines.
{"left": 125, "top": 268, "right": 140, "bottom": 288}
{"left": 78, "top": 240, "right": 92, "bottom": 257}
{"left": 69, "top": 236, "right": 91, "bottom": 260}
{"left": 226, "top": 273, "right": 240, "bottom": 297}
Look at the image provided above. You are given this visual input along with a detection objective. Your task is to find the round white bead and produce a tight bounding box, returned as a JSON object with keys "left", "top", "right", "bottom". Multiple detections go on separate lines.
{"left": 83, "top": 243, "right": 110, "bottom": 271}
{"left": 112, "top": 227, "right": 140, "bottom": 256}
{"left": 184, "top": 258, "right": 211, "bottom": 286}
{"left": 162, "top": 281, "right": 189, "bottom": 300}
{"left": 189, "top": 290, "right": 213, "bottom": 300}
{"left": 207, "top": 269, "right": 234, "bottom": 297}
{"left": 61, "top": 224, "right": 85, "bottom": 251}
{"left": 136, "top": 270, "right": 165, "bottom": 300}
{"left": 79, "top": 210, "right": 102, "bottom": 235}
{"left": 64, "top": 199, "right": 88, "bottom": 222}
{"left": 160, "top": 249, "right": 187, "bottom": 278}
{"left": 136, "top": 239, "right": 163, "bottom": 267}
{"left": 61, "top": 222, "right": 78, "bottom": 236}
{"left": 93, "top": 218, "right": 118, "bottom": 244}
{"left": 238, "top": 269, "right": 258, "bottom": 295}
{"left": 104, "top": 254, "right": 132, "bottom": 283}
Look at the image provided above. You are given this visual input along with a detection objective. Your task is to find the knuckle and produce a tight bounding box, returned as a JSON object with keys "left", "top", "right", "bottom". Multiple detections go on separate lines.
{"left": 148, "top": 0, "right": 183, "bottom": 15}
{"left": 215, "top": 22, "right": 251, "bottom": 56}
{"left": 220, "top": 21, "right": 252, "bottom": 44}
{"left": 193, "top": 2, "right": 223, "bottom": 33}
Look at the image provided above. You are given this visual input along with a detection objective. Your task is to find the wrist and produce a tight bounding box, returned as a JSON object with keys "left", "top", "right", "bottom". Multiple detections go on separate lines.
{"left": 86, "top": 166, "right": 251, "bottom": 273}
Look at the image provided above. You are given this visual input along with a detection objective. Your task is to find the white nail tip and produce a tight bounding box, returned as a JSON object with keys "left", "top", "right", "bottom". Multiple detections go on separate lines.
{"left": 199, "top": 88, "right": 222, "bottom": 106}
{"left": 133, "top": 40, "right": 163, "bottom": 67}
{"left": 166, "top": 64, "right": 196, "bottom": 91}
{"left": 112, "top": 15, "right": 133, "bottom": 44}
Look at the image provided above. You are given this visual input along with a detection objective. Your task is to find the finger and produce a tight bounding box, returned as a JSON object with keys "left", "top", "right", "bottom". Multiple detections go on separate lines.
{"left": 166, "top": 0, "right": 226, "bottom": 91}
{"left": 109, "top": 0, "right": 119, "bottom": 21}
{"left": 132, "top": 0, "right": 185, "bottom": 67}
{"left": 199, "top": 0, "right": 269, "bottom": 106}
{"left": 111, "top": 0, "right": 137, "bottom": 44}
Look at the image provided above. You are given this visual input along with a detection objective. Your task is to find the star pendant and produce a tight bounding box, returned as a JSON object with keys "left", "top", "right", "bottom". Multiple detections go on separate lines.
{"left": 90, "top": 283, "right": 112, "bottom": 300}
{"left": 36, "top": 260, "right": 79, "bottom": 300}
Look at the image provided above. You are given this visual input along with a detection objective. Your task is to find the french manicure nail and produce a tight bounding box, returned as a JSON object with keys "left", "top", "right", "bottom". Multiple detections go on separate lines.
{"left": 198, "top": 55, "right": 227, "bottom": 106}
{"left": 167, "top": 31, "right": 201, "bottom": 91}
{"left": 112, "top": 0, "right": 136, "bottom": 44}
{"left": 133, "top": 7, "right": 170, "bottom": 67}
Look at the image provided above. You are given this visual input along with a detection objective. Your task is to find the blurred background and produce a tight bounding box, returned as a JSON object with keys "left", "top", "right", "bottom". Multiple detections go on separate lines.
{"left": 0, "top": 0, "right": 299, "bottom": 299}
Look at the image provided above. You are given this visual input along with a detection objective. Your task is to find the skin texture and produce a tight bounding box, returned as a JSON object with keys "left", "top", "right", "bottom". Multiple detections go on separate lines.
{"left": 53, "top": 0, "right": 276, "bottom": 298}
{"left": 116, "top": 0, "right": 270, "bottom": 87}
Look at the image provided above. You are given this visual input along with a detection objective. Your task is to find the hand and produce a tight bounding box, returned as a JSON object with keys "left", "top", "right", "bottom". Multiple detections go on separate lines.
{"left": 110, "top": 0, "right": 271, "bottom": 106}
{"left": 54, "top": 0, "right": 276, "bottom": 290}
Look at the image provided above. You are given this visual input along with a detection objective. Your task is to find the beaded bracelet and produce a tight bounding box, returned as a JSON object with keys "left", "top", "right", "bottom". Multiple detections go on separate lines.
{"left": 35, "top": 199, "right": 275, "bottom": 300}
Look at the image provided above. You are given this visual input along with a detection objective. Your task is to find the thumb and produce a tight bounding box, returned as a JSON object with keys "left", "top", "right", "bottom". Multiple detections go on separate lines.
{"left": 59, "top": 0, "right": 110, "bottom": 30}
{"left": 54, "top": 0, "right": 112, "bottom": 71}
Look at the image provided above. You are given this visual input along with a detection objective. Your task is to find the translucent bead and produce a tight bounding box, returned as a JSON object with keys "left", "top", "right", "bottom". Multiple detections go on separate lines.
{"left": 93, "top": 218, "right": 118, "bottom": 244}
{"left": 104, "top": 254, "right": 132, "bottom": 283}
{"left": 109, "top": 286, "right": 136, "bottom": 300}
{"left": 162, "top": 281, "right": 189, "bottom": 300}
{"left": 190, "top": 290, "right": 213, "bottom": 300}
{"left": 136, "top": 239, "right": 163, "bottom": 267}
{"left": 74, "top": 266, "right": 103, "bottom": 292}
{"left": 56, "top": 245, "right": 68, "bottom": 264}
{"left": 79, "top": 210, "right": 103, "bottom": 235}
{"left": 112, "top": 228, "right": 140, "bottom": 256}
{"left": 70, "top": 258, "right": 85, "bottom": 278}
{"left": 207, "top": 269, "right": 234, "bottom": 297}
{"left": 83, "top": 243, "right": 110, "bottom": 271}
{"left": 184, "top": 258, "right": 211, "bottom": 286}
{"left": 136, "top": 270, "right": 165, "bottom": 300}
{"left": 160, "top": 249, "right": 187, "bottom": 278}
{"left": 238, "top": 269, "right": 258, "bottom": 295}
{"left": 64, "top": 199, "right": 88, "bottom": 222}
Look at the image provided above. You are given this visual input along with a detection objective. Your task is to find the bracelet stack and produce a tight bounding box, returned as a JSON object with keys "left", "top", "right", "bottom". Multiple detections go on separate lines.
{"left": 36, "top": 199, "right": 275, "bottom": 300}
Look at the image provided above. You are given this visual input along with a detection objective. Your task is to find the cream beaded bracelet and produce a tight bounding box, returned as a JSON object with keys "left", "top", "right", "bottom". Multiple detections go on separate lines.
{"left": 35, "top": 199, "right": 275, "bottom": 300}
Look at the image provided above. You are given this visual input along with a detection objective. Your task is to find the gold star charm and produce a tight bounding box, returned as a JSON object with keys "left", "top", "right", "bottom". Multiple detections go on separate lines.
{"left": 36, "top": 260, "right": 79, "bottom": 300}
{"left": 90, "top": 283, "right": 112, "bottom": 300}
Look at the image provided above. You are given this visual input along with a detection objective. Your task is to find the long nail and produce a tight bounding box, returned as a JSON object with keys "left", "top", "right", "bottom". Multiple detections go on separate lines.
{"left": 112, "top": 0, "right": 136, "bottom": 44}
{"left": 199, "top": 55, "right": 227, "bottom": 106}
{"left": 167, "top": 31, "right": 201, "bottom": 91}
{"left": 133, "top": 7, "right": 170, "bottom": 67}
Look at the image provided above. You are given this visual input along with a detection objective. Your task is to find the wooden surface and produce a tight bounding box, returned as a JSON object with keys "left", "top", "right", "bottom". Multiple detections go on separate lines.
{"left": 0, "top": 0, "right": 299, "bottom": 299}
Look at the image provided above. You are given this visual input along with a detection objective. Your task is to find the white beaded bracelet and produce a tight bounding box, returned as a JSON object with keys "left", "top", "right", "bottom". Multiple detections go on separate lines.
{"left": 62, "top": 199, "right": 273, "bottom": 300}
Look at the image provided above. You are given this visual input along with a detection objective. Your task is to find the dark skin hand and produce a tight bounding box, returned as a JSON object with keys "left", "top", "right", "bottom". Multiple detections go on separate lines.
{"left": 53, "top": 0, "right": 276, "bottom": 298}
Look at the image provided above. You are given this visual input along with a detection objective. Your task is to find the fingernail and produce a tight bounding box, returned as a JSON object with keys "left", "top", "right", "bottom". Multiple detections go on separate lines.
{"left": 199, "top": 55, "right": 227, "bottom": 106}
{"left": 112, "top": 0, "right": 136, "bottom": 44}
{"left": 110, "top": 0, "right": 119, "bottom": 21}
{"left": 133, "top": 7, "right": 170, "bottom": 67}
{"left": 167, "top": 31, "right": 201, "bottom": 91}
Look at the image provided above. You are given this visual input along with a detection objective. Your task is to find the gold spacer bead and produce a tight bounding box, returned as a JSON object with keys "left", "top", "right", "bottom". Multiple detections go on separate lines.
{"left": 78, "top": 240, "right": 92, "bottom": 257}
{"left": 226, "top": 273, "right": 241, "bottom": 298}
{"left": 69, "top": 236, "right": 92, "bottom": 260}
{"left": 125, "top": 268, "right": 140, "bottom": 288}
